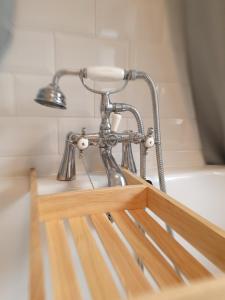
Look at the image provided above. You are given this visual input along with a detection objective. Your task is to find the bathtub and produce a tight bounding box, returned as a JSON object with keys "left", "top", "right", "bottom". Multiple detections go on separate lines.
{"left": 159, "top": 166, "right": 225, "bottom": 230}
{"left": 37, "top": 165, "right": 225, "bottom": 278}
{"left": 2, "top": 165, "right": 222, "bottom": 300}
{"left": 150, "top": 166, "right": 225, "bottom": 275}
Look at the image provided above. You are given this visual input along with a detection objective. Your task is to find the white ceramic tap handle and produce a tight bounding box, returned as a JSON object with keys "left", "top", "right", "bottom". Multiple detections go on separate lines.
{"left": 111, "top": 113, "right": 122, "bottom": 132}
{"left": 145, "top": 136, "right": 154, "bottom": 148}
{"left": 77, "top": 137, "right": 89, "bottom": 150}
{"left": 86, "top": 66, "right": 125, "bottom": 82}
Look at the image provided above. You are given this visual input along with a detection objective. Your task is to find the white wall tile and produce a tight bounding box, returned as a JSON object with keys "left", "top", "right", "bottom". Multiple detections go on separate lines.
{"left": 96, "top": 38, "right": 129, "bottom": 68}
{"left": 131, "top": 40, "right": 189, "bottom": 83}
{"left": 15, "top": 74, "right": 95, "bottom": 117}
{"left": 96, "top": 0, "right": 134, "bottom": 39}
{"left": 0, "top": 155, "right": 61, "bottom": 177}
{"left": 0, "top": 30, "right": 54, "bottom": 74}
{"left": 0, "top": 154, "right": 94, "bottom": 177}
{"left": 55, "top": 34, "right": 96, "bottom": 70}
{"left": 0, "top": 73, "right": 15, "bottom": 115}
{"left": 0, "top": 117, "right": 58, "bottom": 156}
{"left": 162, "top": 0, "right": 186, "bottom": 50}
{"left": 114, "top": 149, "right": 204, "bottom": 176}
{"left": 0, "top": 177, "right": 29, "bottom": 300}
{"left": 128, "top": 117, "right": 201, "bottom": 151}
{"left": 146, "top": 149, "right": 204, "bottom": 170}
{"left": 125, "top": 80, "right": 154, "bottom": 117}
{"left": 161, "top": 118, "right": 202, "bottom": 151}
{"left": 14, "top": 0, "right": 95, "bottom": 35}
{"left": 162, "top": 150, "right": 204, "bottom": 168}
{"left": 55, "top": 34, "right": 129, "bottom": 70}
{"left": 96, "top": 0, "right": 165, "bottom": 42}
{"left": 131, "top": 0, "right": 165, "bottom": 42}
{"left": 159, "top": 83, "right": 196, "bottom": 119}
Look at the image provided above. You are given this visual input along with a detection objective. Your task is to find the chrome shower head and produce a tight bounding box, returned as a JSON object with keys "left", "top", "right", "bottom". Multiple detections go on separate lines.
{"left": 34, "top": 84, "right": 66, "bottom": 109}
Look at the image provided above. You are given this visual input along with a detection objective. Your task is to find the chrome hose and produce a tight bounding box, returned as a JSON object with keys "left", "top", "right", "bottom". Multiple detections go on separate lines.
{"left": 119, "top": 104, "right": 146, "bottom": 178}
{"left": 132, "top": 70, "right": 182, "bottom": 278}
{"left": 132, "top": 71, "right": 166, "bottom": 191}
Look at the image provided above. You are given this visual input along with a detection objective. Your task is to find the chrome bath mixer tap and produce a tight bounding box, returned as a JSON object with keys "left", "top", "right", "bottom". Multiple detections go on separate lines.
{"left": 34, "top": 67, "right": 159, "bottom": 187}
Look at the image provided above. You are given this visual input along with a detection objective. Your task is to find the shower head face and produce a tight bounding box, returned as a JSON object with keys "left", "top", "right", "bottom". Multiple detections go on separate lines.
{"left": 34, "top": 84, "right": 66, "bottom": 109}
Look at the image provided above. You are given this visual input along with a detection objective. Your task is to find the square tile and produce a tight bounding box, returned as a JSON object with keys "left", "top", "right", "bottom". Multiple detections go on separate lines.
{"left": 159, "top": 83, "right": 196, "bottom": 119}
{"left": 0, "top": 73, "right": 15, "bottom": 115}
{"left": 55, "top": 34, "right": 129, "bottom": 70}
{"left": 96, "top": 0, "right": 165, "bottom": 42}
{"left": 0, "top": 30, "right": 54, "bottom": 74}
{"left": 131, "top": 40, "right": 189, "bottom": 83}
{"left": 14, "top": 0, "right": 95, "bottom": 35}
{"left": 0, "top": 117, "right": 58, "bottom": 156}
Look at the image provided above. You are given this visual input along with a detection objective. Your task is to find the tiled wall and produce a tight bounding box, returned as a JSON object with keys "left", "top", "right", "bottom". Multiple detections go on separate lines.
{"left": 0, "top": 0, "right": 204, "bottom": 177}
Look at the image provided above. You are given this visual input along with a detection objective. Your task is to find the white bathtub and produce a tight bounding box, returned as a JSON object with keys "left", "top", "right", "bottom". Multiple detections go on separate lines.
{"left": 1, "top": 166, "right": 223, "bottom": 300}
{"left": 159, "top": 166, "right": 225, "bottom": 230}
{"left": 150, "top": 166, "right": 225, "bottom": 275}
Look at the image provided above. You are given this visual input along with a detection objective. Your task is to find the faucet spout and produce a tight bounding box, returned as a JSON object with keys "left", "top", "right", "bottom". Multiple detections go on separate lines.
{"left": 57, "top": 132, "right": 76, "bottom": 181}
{"left": 100, "top": 147, "right": 126, "bottom": 187}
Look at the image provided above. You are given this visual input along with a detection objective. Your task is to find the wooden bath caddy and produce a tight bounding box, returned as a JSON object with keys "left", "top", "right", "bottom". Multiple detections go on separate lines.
{"left": 30, "top": 168, "right": 225, "bottom": 300}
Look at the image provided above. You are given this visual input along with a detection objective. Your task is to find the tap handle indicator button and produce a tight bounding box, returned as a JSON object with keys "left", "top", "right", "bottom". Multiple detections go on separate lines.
{"left": 145, "top": 136, "right": 154, "bottom": 148}
{"left": 77, "top": 137, "right": 89, "bottom": 150}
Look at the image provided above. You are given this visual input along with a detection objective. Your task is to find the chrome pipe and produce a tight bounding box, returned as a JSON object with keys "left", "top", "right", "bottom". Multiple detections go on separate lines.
{"left": 52, "top": 69, "right": 80, "bottom": 86}
{"left": 100, "top": 147, "right": 127, "bottom": 187}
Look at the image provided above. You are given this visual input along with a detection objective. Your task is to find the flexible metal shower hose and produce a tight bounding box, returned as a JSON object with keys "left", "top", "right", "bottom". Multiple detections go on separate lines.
{"left": 134, "top": 71, "right": 182, "bottom": 278}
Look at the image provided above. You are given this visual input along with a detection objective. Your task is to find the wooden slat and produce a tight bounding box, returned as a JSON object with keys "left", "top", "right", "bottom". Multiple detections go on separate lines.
{"left": 147, "top": 186, "right": 225, "bottom": 271}
{"left": 45, "top": 220, "right": 82, "bottom": 300}
{"left": 138, "top": 275, "right": 225, "bottom": 300}
{"left": 130, "top": 209, "right": 211, "bottom": 280}
{"left": 122, "top": 168, "right": 149, "bottom": 186}
{"left": 29, "top": 168, "right": 45, "bottom": 300}
{"left": 69, "top": 217, "right": 121, "bottom": 300}
{"left": 39, "top": 185, "right": 147, "bottom": 221}
{"left": 91, "top": 214, "right": 152, "bottom": 298}
{"left": 111, "top": 211, "right": 182, "bottom": 288}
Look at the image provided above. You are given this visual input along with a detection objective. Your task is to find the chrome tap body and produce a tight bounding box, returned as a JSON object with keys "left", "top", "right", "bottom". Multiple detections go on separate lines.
{"left": 57, "top": 89, "right": 152, "bottom": 186}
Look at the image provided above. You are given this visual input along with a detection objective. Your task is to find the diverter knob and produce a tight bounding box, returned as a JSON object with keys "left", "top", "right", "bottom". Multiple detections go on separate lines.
{"left": 111, "top": 113, "right": 122, "bottom": 132}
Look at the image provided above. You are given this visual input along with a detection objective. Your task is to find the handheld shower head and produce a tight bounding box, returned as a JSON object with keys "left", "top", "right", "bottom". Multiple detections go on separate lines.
{"left": 34, "top": 84, "right": 66, "bottom": 109}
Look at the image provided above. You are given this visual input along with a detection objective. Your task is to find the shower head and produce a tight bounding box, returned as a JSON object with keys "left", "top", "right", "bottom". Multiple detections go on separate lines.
{"left": 34, "top": 84, "right": 66, "bottom": 109}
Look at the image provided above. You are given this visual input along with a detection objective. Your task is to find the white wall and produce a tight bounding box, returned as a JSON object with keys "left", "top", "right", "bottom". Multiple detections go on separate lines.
{"left": 0, "top": 0, "right": 204, "bottom": 178}
{"left": 0, "top": 1, "right": 204, "bottom": 299}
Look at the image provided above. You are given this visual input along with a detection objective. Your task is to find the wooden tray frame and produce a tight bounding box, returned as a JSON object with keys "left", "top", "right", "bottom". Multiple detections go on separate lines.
{"left": 29, "top": 168, "right": 225, "bottom": 300}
